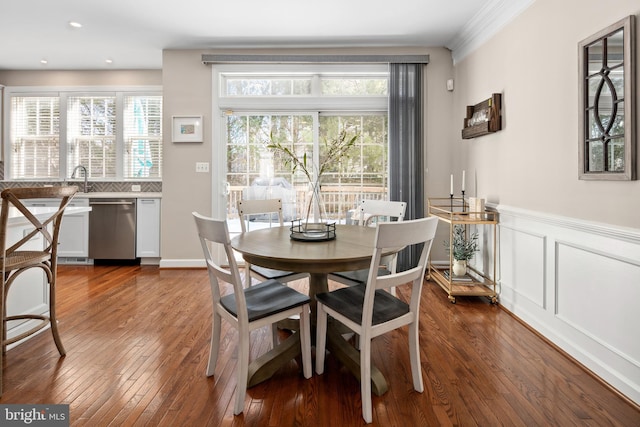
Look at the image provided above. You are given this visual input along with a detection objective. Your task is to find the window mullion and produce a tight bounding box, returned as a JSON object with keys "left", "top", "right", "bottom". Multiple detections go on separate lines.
{"left": 59, "top": 94, "right": 68, "bottom": 180}
{"left": 115, "top": 92, "right": 125, "bottom": 180}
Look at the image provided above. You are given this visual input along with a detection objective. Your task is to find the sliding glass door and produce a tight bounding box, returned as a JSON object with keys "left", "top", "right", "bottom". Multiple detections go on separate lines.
{"left": 211, "top": 63, "right": 390, "bottom": 253}
{"left": 223, "top": 112, "right": 388, "bottom": 230}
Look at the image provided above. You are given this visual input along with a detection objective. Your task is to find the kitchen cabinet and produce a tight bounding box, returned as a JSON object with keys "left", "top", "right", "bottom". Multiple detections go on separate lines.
{"left": 5, "top": 222, "right": 46, "bottom": 348}
{"left": 4, "top": 204, "right": 91, "bottom": 348}
{"left": 23, "top": 197, "right": 90, "bottom": 258}
{"left": 136, "top": 198, "right": 161, "bottom": 258}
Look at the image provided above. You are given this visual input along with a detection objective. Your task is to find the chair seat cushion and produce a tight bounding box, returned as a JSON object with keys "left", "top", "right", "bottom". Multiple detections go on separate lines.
{"left": 316, "top": 284, "right": 409, "bottom": 326}
{"left": 221, "top": 279, "right": 310, "bottom": 322}
{"left": 250, "top": 265, "right": 303, "bottom": 281}
{"left": 330, "top": 267, "right": 389, "bottom": 285}
{"left": 0, "top": 251, "right": 51, "bottom": 271}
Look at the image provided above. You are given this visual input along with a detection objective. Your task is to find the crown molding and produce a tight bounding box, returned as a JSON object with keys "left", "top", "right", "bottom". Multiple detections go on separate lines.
{"left": 447, "top": 0, "right": 536, "bottom": 65}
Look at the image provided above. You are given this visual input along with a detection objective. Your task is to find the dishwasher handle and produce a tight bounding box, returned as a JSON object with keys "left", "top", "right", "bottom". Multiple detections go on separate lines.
{"left": 89, "top": 201, "right": 135, "bottom": 206}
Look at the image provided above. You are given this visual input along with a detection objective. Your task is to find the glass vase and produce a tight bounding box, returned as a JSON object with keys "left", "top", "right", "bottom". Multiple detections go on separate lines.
{"left": 303, "top": 180, "right": 327, "bottom": 228}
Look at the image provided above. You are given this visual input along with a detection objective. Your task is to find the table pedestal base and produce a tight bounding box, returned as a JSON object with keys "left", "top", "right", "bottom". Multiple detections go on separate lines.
{"left": 243, "top": 266, "right": 388, "bottom": 396}
{"left": 247, "top": 332, "right": 302, "bottom": 388}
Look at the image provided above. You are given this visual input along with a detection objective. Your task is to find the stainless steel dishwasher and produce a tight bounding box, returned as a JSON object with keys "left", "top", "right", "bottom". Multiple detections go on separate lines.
{"left": 89, "top": 198, "right": 137, "bottom": 260}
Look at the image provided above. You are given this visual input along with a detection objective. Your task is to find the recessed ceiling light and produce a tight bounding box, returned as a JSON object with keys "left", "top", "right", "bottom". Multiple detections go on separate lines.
{"left": 69, "top": 21, "right": 82, "bottom": 29}
{"left": 40, "top": 59, "right": 48, "bottom": 65}
{"left": 105, "top": 59, "right": 113, "bottom": 64}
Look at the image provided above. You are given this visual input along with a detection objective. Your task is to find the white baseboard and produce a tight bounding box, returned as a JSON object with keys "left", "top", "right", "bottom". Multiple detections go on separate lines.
{"left": 159, "top": 258, "right": 205, "bottom": 268}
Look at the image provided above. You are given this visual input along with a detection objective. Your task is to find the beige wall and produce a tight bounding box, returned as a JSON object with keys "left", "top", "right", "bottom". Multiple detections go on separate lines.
{"left": 453, "top": 0, "right": 640, "bottom": 228}
{"left": 0, "top": 70, "right": 161, "bottom": 86}
{"left": 160, "top": 47, "right": 456, "bottom": 262}
{"left": 161, "top": 50, "right": 214, "bottom": 262}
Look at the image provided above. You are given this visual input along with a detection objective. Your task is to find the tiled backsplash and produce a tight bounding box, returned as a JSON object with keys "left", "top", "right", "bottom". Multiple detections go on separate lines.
{"left": 0, "top": 180, "right": 162, "bottom": 193}
{"left": 0, "top": 161, "right": 162, "bottom": 193}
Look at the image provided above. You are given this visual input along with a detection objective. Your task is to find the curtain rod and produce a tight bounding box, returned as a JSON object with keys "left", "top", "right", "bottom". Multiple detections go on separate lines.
{"left": 201, "top": 54, "right": 429, "bottom": 64}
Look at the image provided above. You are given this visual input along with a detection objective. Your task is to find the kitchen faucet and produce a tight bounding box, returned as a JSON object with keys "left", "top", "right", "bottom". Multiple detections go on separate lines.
{"left": 71, "top": 165, "right": 90, "bottom": 193}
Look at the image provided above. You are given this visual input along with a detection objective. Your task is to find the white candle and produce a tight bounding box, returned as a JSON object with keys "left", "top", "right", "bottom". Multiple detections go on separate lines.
{"left": 462, "top": 170, "right": 466, "bottom": 192}
{"left": 450, "top": 174, "right": 453, "bottom": 195}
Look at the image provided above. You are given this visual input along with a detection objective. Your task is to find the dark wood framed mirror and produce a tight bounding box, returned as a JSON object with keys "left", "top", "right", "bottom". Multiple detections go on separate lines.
{"left": 578, "top": 15, "right": 636, "bottom": 181}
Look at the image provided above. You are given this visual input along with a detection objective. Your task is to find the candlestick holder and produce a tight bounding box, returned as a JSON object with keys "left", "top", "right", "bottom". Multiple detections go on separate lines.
{"left": 449, "top": 193, "right": 454, "bottom": 212}
{"left": 461, "top": 190, "right": 465, "bottom": 212}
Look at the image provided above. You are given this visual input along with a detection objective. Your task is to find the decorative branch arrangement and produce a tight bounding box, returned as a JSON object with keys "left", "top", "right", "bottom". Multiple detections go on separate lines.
{"left": 267, "top": 128, "right": 358, "bottom": 224}
{"left": 267, "top": 129, "right": 358, "bottom": 183}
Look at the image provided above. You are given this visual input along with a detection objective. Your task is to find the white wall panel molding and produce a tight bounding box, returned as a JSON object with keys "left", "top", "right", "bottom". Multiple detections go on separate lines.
{"left": 492, "top": 203, "right": 640, "bottom": 244}
{"left": 498, "top": 224, "right": 547, "bottom": 309}
{"left": 554, "top": 239, "right": 640, "bottom": 363}
{"left": 492, "top": 203, "right": 640, "bottom": 405}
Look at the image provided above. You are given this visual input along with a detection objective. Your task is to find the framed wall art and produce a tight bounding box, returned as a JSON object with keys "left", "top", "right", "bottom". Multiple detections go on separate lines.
{"left": 172, "top": 115, "right": 203, "bottom": 143}
{"left": 578, "top": 16, "right": 636, "bottom": 180}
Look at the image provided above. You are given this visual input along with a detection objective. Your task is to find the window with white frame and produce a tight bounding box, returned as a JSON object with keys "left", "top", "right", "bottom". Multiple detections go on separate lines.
{"left": 10, "top": 96, "right": 61, "bottom": 179}
{"left": 214, "top": 64, "right": 389, "bottom": 222}
{"left": 66, "top": 95, "right": 117, "bottom": 179}
{"left": 7, "top": 89, "right": 162, "bottom": 181}
{"left": 123, "top": 95, "right": 163, "bottom": 179}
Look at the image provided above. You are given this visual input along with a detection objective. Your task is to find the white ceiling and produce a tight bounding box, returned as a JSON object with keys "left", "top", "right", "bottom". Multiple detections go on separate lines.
{"left": 0, "top": 0, "right": 497, "bottom": 70}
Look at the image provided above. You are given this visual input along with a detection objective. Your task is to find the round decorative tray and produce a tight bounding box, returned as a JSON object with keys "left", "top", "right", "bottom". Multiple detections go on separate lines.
{"left": 290, "top": 220, "right": 336, "bottom": 242}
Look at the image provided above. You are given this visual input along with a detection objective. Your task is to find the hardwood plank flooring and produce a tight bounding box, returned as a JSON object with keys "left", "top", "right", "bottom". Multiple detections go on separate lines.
{"left": 0, "top": 265, "right": 638, "bottom": 426}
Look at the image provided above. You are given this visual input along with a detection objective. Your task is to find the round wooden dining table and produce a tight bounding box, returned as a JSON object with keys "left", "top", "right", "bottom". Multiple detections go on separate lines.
{"left": 231, "top": 224, "right": 392, "bottom": 396}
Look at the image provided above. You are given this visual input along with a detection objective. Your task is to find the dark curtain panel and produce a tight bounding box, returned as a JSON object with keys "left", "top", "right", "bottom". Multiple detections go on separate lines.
{"left": 389, "top": 63, "right": 425, "bottom": 270}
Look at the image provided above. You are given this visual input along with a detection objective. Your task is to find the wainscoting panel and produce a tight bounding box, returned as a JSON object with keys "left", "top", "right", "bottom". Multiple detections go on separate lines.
{"left": 555, "top": 240, "right": 640, "bottom": 363}
{"left": 498, "top": 225, "right": 546, "bottom": 308}
{"left": 494, "top": 204, "right": 640, "bottom": 406}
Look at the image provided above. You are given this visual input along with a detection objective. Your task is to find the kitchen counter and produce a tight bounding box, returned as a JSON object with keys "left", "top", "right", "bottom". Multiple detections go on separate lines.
{"left": 74, "top": 192, "right": 162, "bottom": 199}
{"left": 6, "top": 205, "right": 92, "bottom": 227}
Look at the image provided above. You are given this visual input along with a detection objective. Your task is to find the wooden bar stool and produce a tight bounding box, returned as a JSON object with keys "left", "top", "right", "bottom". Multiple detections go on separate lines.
{"left": 0, "top": 186, "right": 78, "bottom": 396}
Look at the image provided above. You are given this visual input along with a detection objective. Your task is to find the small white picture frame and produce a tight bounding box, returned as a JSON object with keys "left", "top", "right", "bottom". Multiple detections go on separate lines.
{"left": 172, "top": 115, "right": 203, "bottom": 143}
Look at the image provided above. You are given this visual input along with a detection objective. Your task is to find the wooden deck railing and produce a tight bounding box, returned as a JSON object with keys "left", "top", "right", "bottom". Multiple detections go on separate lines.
{"left": 228, "top": 185, "right": 387, "bottom": 221}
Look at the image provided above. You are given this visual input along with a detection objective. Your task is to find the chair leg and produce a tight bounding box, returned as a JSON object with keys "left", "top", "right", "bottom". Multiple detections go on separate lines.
{"left": 408, "top": 321, "right": 424, "bottom": 392}
{"left": 0, "top": 286, "right": 4, "bottom": 397}
{"left": 244, "top": 265, "right": 252, "bottom": 288}
{"left": 270, "top": 324, "right": 279, "bottom": 349}
{"left": 2, "top": 284, "right": 7, "bottom": 355}
{"left": 206, "top": 313, "right": 222, "bottom": 377}
{"left": 315, "top": 303, "right": 327, "bottom": 375}
{"left": 49, "top": 277, "right": 65, "bottom": 356}
{"left": 234, "top": 330, "right": 250, "bottom": 415}
{"left": 299, "top": 304, "right": 312, "bottom": 379}
{"left": 360, "top": 337, "right": 373, "bottom": 423}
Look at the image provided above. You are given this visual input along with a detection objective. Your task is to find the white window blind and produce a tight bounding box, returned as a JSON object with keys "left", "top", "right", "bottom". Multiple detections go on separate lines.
{"left": 10, "top": 96, "right": 60, "bottom": 179}
{"left": 7, "top": 88, "right": 162, "bottom": 181}
{"left": 123, "top": 95, "right": 163, "bottom": 179}
{"left": 67, "top": 96, "right": 117, "bottom": 179}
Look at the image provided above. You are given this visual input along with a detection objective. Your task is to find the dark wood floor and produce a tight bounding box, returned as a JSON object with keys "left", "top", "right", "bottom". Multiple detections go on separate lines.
{"left": 1, "top": 265, "right": 638, "bottom": 426}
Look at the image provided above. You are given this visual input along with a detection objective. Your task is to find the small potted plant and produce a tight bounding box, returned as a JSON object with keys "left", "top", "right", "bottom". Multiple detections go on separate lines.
{"left": 444, "top": 225, "right": 479, "bottom": 276}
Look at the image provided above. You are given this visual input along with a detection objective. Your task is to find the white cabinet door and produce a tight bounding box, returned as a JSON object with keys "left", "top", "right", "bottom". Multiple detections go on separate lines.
{"left": 23, "top": 198, "right": 90, "bottom": 257}
{"left": 136, "top": 198, "right": 161, "bottom": 257}
{"left": 5, "top": 223, "right": 47, "bottom": 348}
{"left": 59, "top": 199, "right": 90, "bottom": 257}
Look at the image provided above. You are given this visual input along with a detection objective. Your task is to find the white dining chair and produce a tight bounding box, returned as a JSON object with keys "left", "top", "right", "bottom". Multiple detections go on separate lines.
{"left": 315, "top": 216, "right": 438, "bottom": 424}
{"left": 193, "top": 212, "right": 312, "bottom": 415}
{"left": 237, "top": 199, "right": 309, "bottom": 287}
{"left": 329, "top": 199, "right": 406, "bottom": 287}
